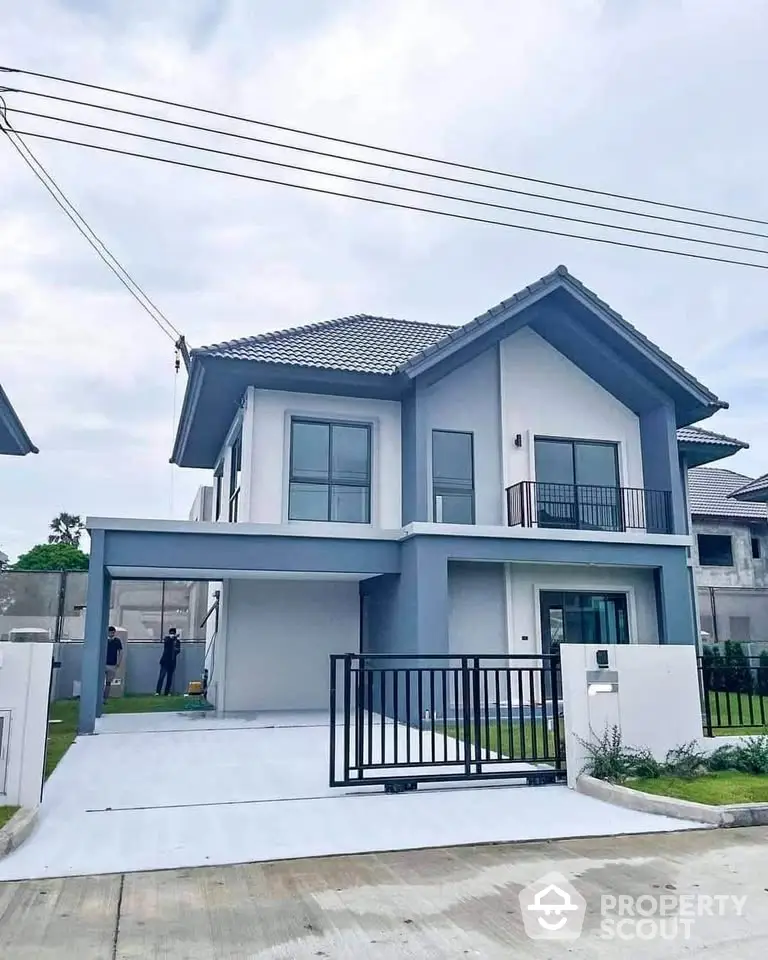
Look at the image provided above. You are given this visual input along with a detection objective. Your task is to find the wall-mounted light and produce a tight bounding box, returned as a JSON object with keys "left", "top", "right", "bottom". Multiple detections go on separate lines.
{"left": 514, "top": 434, "right": 523, "bottom": 448}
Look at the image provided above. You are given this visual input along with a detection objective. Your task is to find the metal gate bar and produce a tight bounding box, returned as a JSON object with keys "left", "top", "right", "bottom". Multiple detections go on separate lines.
{"left": 330, "top": 653, "right": 566, "bottom": 790}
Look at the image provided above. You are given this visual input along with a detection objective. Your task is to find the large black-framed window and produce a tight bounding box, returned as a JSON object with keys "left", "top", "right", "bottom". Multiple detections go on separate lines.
{"left": 534, "top": 437, "right": 620, "bottom": 530}
{"left": 540, "top": 591, "right": 630, "bottom": 653}
{"left": 288, "top": 419, "right": 371, "bottom": 523}
{"left": 432, "top": 430, "right": 475, "bottom": 524}
{"left": 228, "top": 435, "right": 242, "bottom": 523}
{"left": 697, "top": 534, "right": 733, "bottom": 567}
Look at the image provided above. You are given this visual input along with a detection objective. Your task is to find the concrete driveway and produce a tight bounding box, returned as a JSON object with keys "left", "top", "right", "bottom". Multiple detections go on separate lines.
{"left": 0, "top": 710, "right": 702, "bottom": 881}
{"left": 1, "top": 827, "right": 766, "bottom": 959}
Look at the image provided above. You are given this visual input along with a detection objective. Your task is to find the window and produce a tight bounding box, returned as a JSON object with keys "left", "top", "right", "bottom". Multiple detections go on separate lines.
{"left": 432, "top": 430, "right": 475, "bottom": 524}
{"left": 540, "top": 591, "right": 630, "bottom": 652}
{"left": 729, "top": 616, "right": 751, "bottom": 643}
{"left": 752, "top": 537, "right": 761, "bottom": 560}
{"left": 288, "top": 419, "right": 371, "bottom": 523}
{"left": 228, "top": 435, "right": 242, "bottom": 523}
{"left": 697, "top": 534, "right": 733, "bottom": 566}
{"left": 214, "top": 464, "right": 223, "bottom": 521}
{"left": 534, "top": 438, "right": 620, "bottom": 530}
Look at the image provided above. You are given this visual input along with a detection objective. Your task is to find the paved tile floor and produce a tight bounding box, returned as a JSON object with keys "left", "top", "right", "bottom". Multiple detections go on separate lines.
{"left": 1, "top": 827, "right": 766, "bottom": 958}
{"left": 0, "top": 711, "right": 703, "bottom": 881}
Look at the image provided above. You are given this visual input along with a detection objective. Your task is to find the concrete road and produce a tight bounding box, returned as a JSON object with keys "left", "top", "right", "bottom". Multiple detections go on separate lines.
{"left": 1, "top": 827, "right": 766, "bottom": 959}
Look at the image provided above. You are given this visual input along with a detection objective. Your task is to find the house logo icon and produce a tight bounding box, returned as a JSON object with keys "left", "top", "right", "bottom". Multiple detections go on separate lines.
{"left": 518, "top": 871, "right": 587, "bottom": 940}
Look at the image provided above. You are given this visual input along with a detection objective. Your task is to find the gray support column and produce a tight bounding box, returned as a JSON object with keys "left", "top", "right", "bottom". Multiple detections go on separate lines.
{"left": 640, "top": 403, "right": 687, "bottom": 534}
{"left": 399, "top": 537, "right": 449, "bottom": 653}
{"left": 78, "top": 530, "right": 111, "bottom": 734}
{"left": 401, "top": 386, "right": 429, "bottom": 524}
{"left": 656, "top": 550, "right": 697, "bottom": 645}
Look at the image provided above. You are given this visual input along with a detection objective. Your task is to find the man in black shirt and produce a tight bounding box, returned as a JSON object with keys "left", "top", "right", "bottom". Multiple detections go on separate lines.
{"left": 104, "top": 626, "right": 123, "bottom": 703}
{"left": 156, "top": 627, "right": 181, "bottom": 696}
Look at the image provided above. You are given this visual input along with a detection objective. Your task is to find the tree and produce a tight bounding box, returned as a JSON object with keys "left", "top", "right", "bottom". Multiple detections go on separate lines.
{"left": 48, "top": 512, "right": 84, "bottom": 548}
{"left": 13, "top": 543, "right": 89, "bottom": 571}
{"left": 723, "top": 640, "right": 753, "bottom": 694}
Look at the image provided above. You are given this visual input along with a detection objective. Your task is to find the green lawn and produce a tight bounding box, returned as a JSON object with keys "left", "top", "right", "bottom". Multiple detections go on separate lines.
{"left": 46, "top": 695, "right": 193, "bottom": 779}
{"left": 0, "top": 806, "right": 20, "bottom": 830}
{"left": 707, "top": 691, "right": 768, "bottom": 736}
{"left": 628, "top": 771, "right": 768, "bottom": 805}
{"left": 445, "top": 719, "right": 560, "bottom": 765}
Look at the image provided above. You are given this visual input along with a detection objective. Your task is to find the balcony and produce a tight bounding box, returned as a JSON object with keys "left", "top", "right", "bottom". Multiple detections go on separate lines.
{"left": 506, "top": 481, "right": 673, "bottom": 534}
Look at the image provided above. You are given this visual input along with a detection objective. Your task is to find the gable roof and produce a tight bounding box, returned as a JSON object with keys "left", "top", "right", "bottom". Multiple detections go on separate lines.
{"left": 677, "top": 425, "right": 749, "bottom": 468}
{"left": 729, "top": 472, "right": 768, "bottom": 503}
{"left": 688, "top": 467, "right": 767, "bottom": 521}
{"left": 196, "top": 314, "right": 455, "bottom": 374}
{"left": 174, "top": 266, "right": 727, "bottom": 468}
{"left": 0, "top": 383, "right": 38, "bottom": 456}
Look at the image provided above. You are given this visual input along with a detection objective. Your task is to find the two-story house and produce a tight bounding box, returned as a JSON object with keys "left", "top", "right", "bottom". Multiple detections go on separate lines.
{"left": 688, "top": 464, "right": 768, "bottom": 648}
{"left": 79, "top": 266, "right": 740, "bottom": 732}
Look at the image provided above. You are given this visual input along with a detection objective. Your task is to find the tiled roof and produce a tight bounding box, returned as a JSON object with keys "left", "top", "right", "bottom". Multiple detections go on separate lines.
{"left": 0, "top": 383, "right": 38, "bottom": 456}
{"left": 677, "top": 426, "right": 749, "bottom": 449}
{"left": 729, "top": 472, "right": 768, "bottom": 502}
{"left": 688, "top": 467, "right": 767, "bottom": 521}
{"left": 195, "top": 314, "right": 456, "bottom": 374}
{"left": 193, "top": 267, "right": 722, "bottom": 407}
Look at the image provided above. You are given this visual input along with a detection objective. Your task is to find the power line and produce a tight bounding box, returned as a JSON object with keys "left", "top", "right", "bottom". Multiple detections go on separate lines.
{"left": 3, "top": 64, "right": 766, "bottom": 229}
{"left": 8, "top": 86, "right": 768, "bottom": 244}
{"left": 12, "top": 107, "right": 768, "bottom": 259}
{"left": 0, "top": 114, "right": 182, "bottom": 344}
{"left": 14, "top": 126, "right": 768, "bottom": 272}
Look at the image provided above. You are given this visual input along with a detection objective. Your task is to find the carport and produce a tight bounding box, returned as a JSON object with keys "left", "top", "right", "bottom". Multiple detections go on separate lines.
{"left": 79, "top": 518, "right": 401, "bottom": 734}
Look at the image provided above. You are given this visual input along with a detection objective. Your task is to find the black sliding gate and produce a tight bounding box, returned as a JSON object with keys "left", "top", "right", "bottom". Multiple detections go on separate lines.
{"left": 329, "top": 654, "right": 566, "bottom": 791}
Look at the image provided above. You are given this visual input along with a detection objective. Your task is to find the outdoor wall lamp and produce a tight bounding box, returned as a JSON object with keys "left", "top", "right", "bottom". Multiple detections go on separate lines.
{"left": 514, "top": 434, "right": 523, "bottom": 447}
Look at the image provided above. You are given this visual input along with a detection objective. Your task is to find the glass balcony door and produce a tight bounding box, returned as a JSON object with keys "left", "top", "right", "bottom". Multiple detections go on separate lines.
{"left": 534, "top": 438, "right": 621, "bottom": 531}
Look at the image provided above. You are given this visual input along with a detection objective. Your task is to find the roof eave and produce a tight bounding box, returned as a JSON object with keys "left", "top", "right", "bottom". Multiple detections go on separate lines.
{"left": 0, "top": 385, "right": 38, "bottom": 456}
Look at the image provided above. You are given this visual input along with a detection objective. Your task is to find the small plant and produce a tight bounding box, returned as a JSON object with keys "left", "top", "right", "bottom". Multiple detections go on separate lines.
{"left": 757, "top": 651, "right": 768, "bottom": 696}
{"left": 731, "top": 736, "right": 768, "bottom": 775}
{"left": 578, "top": 725, "right": 635, "bottom": 782}
{"left": 663, "top": 742, "right": 708, "bottom": 779}
{"left": 630, "top": 747, "right": 663, "bottom": 779}
{"left": 705, "top": 744, "right": 739, "bottom": 772}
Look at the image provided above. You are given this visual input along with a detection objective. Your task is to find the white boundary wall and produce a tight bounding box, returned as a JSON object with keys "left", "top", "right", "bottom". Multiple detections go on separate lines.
{"left": 560, "top": 644, "right": 702, "bottom": 788}
{"left": 0, "top": 642, "right": 52, "bottom": 807}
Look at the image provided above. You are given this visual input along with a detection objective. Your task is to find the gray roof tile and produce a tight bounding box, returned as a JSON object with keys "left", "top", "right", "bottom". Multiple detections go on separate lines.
{"left": 729, "top": 472, "right": 768, "bottom": 501}
{"left": 688, "top": 467, "right": 767, "bottom": 521}
{"left": 195, "top": 314, "right": 456, "bottom": 374}
{"left": 677, "top": 426, "right": 748, "bottom": 449}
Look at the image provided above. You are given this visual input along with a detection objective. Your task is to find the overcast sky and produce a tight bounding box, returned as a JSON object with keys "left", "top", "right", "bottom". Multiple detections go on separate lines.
{"left": 1, "top": 0, "right": 766, "bottom": 560}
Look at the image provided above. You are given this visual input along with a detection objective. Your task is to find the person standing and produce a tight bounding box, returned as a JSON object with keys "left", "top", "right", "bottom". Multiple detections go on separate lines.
{"left": 156, "top": 627, "right": 181, "bottom": 696}
{"left": 104, "top": 626, "right": 123, "bottom": 704}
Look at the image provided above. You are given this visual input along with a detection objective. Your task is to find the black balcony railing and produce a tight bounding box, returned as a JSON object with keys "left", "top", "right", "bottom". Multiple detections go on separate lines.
{"left": 506, "top": 481, "right": 673, "bottom": 534}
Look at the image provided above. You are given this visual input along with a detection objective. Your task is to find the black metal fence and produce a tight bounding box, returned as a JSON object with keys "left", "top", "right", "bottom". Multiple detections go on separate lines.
{"left": 329, "top": 653, "right": 566, "bottom": 791}
{"left": 506, "top": 481, "right": 672, "bottom": 534}
{"left": 700, "top": 651, "right": 768, "bottom": 736}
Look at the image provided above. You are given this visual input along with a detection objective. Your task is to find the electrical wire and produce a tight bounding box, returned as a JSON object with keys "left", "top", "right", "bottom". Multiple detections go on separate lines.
{"left": 7, "top": 87, "right": 768, "bottom": 243}
{"left": 0, "top": 110, "right": 182, "bottom": 344}
{"left": 2, "top": 64, "right": 767, "bottom": 228}
{"left": 11, "top": 106, "right": 768, "bottom": 258}
{"left": 13, "top": 126, "right": 768, "bottom": 272}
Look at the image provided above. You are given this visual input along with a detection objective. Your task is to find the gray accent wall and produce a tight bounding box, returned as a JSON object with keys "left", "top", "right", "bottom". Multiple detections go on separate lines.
{"left": 420, "top": 347, "right": 504, "bottom": 525}
{"left": 448, "top": 561, "right": 507, "bottom": 655}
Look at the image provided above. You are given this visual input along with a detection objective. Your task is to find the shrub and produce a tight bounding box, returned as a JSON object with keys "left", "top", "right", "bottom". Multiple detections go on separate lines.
{"left": 705, "top": 744, "right": 739, "bottom": 772}
{"left": 662, "top": 742, "right": 708, "bottom": 779}
{"left": 578, "top": 725, "right": 635, "bottom": 783}
{"left": 701, "top": 644, "right": 726, "bottom": 692}
{"left": 757, "top": 651, "right": 768, "bottom": 696}
{"left": 630, "top": 748, "right": 663, "bottom": 779}
{"left": 731, "top": 736, "right": 768, "bottom": 775}
{"left": 723, "top": 640, "right": 753, "bottom": 694}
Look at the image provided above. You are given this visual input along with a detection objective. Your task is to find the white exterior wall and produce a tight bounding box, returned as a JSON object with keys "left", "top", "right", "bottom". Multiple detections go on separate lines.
{"left": 221, "top": 579, "right": 360, "bottom": 712}
{"left": 507, "top": 563, "right": 660, "bottom": 656}
{"left": 500, "top": 328, "right": 644, "bottom": 490}
{"left": 243, "top": 388, "right": 402, "bottom": 529}
{"left": 448, "top": 562, "right": 507, "bottom": 655}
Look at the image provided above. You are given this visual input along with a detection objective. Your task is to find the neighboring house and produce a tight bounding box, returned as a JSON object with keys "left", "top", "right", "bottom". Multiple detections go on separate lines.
{"left": 688, "top": 465, "right": 768, "bottom": 648}
{"left": 78, "top": 265, "right": 741, "bottom": 732}
{"left": 0, "top": 383, "right": 37, "bottom": 456}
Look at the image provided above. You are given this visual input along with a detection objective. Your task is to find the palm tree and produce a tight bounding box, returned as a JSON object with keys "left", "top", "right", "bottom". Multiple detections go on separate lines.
{"left": 48, "top": 512, "right": 84, "bottom": 548}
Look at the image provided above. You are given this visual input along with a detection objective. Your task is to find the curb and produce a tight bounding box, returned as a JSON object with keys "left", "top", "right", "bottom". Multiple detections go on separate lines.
{"left": 576, "top": 775, "right": 768, "bottom": 827}
{"left": 0, "top": 807, "right": 39, "bottom": 858}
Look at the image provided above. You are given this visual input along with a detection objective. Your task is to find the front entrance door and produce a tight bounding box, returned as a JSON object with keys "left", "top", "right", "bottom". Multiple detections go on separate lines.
{"left": 540, "top": 591, "right": 630, "bottom": 655}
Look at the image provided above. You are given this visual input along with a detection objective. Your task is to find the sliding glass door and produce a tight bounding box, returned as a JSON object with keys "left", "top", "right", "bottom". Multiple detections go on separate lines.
{"left": 534, "top": 438, "right": 621, "bottom": 531}
{"left": 540, "top": 591, "right": 630, "bottom": 655}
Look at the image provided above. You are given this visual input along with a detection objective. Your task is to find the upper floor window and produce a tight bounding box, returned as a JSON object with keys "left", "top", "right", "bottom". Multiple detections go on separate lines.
{"left": 432, "top": 430, "right": 474, "bottom": 524}
{"left": 697, "top": 534, "right": 733, "bottom": 566}
{"left": 752, "top": 537, "right": 761, "bottom": 560}
{"left": 534, "top": 437, "right": 619, "bottom": 530}
{"left": 228, "top": 435, "right": 242, "bottom": 523}
{"left": 288, "top": 419, "right": 371, "bottom": 523}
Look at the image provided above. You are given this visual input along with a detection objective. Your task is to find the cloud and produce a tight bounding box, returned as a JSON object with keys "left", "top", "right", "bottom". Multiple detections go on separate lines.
{"left": 1, "top": 0, "right": 767, "bottom": 559}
